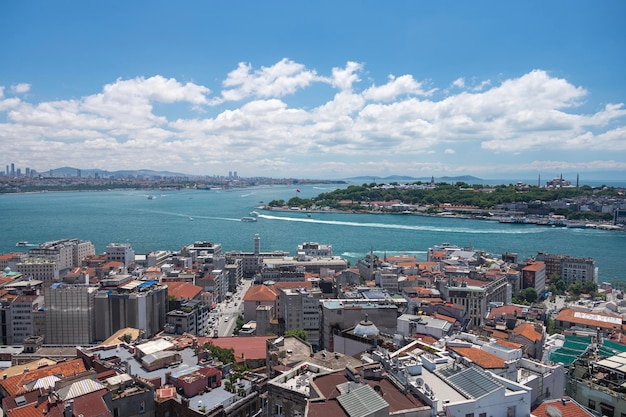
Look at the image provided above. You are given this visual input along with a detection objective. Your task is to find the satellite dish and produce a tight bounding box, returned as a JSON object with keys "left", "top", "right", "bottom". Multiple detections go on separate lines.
{"left": 424, "top": 383, "right": 431, "bottom": 393}
{"left": 415, "top": 378, "right": 424, "bottom": 387}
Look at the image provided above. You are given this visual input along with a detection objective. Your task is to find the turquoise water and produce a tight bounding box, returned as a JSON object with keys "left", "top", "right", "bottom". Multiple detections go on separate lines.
{"left": 1, "top": 185, "right": 624, "bottom": 282}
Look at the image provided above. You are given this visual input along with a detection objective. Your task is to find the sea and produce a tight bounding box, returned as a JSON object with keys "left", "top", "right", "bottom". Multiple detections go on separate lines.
{"left": 1, "top": 184, "right": 625, "bottom": 283}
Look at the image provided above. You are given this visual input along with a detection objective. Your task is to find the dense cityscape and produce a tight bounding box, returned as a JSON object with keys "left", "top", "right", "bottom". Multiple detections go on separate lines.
{"left": 0, "top": 230, "right": 623, "bottom": 417}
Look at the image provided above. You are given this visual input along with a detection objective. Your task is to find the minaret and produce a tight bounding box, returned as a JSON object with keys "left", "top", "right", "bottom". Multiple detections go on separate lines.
{"left": 538, "top": 174, "right": 541, "bottom": 187}
{"left": 576, "top": 173, "right": 579, "bottom": 188}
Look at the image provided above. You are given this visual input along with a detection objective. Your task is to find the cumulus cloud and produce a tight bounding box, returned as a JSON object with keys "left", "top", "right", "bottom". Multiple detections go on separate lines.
{"left": 217, "top": 58, "right": 320, "bottom": 103}
{"left": 11, "top": 83, "right": 31, "bottom": 94}
{"left": 0, "top": 60, "right": 624, "bottom": 178}
{"left": 329, "top": 61, "right": 363, "bottom": 91}
{"left": 363, "top": 74, "right": 431, "bottom": 102}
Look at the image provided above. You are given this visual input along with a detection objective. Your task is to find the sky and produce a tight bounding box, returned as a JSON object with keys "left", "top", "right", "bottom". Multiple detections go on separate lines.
{"left": 1, "top": 1, "right": 625, "bottom": 181}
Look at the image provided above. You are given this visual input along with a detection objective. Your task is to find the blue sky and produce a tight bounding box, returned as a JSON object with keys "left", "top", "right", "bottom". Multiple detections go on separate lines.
{"left": 1, "top": 1, "right": 625, "bottom": 181}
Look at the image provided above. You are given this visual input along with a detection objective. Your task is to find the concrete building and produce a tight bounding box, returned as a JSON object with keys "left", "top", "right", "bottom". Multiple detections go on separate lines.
{"left": 28, "top": 238, "right": 95, "bottom": 272}
{"left": 297, "top": 242, "right": 333, "bottom": 257}
{"left": 561, "top": 257, "right": 597, "bottom": 286}
{"left": 94, "top": 279, "right": 168, "bottom": 342}
{"left": 45, "top": 283, "right": 98, "bottom": 344}
{"left": 397, "top": 313, "right": 453, "bottom": 339}
{"left": 15, "top": 257, "right": 60, "bottom": 281}
{"left": 146, "top": 250, "right": 172, "bottom": 267}
{"left": 277, "top": 286, "right": 322, "bottom": 348}
{"left": 522, "top": 261, "right": 546, "bottom": 296}
{"left": 438, "top": 275, "right": 509, "bottom": 329}
{"left": 106, "top": 242, "right": 136, "bottom": 267}
{"left": 319, "top": 299, "right": 398, "bottom": 351}
{"left": 9, "top": 294, "right": 45, "bottom": 344}
{"left": 165, "top": 300, "right": 210, "bottom": 336}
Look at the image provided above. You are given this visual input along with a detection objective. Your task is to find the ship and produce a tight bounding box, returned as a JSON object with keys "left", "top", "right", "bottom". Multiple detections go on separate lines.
{"left": 16, "top": 241, "right": 29, "bottom": 246}
{"left": 241, "top": 216, "right": 257, "bottom": 222}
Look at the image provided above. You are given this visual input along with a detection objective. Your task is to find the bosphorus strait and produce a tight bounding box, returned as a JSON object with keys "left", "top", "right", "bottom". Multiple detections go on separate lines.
{"left": 1, "top": 184, "right": 624, "bottom": 283}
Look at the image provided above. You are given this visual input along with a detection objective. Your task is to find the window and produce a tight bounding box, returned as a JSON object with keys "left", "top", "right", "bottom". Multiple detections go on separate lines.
{"left": 479, "top": 413, "right": 486, "bottom": 417}
{"left": 506, "top": 406, "right": 515, "bottom": 417}
{"left": 465, "top": 414, "right": 474, "bottom": 417}
{"left": 589, "top": 399, "right": 596, "bottom": 410}
{"left": 275, "top": 404, "right": 283, "bottom": 417}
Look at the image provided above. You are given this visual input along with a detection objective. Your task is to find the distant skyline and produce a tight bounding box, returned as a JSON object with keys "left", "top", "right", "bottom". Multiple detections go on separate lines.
{"left": 1, "top": 2, "right": 625, "bottom": 180}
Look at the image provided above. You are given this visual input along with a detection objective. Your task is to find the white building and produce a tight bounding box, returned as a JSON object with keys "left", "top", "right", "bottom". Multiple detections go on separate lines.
{"left": 106, "top": 243, "right": 136, "bottom": 267}
{"left": 297, "top": 242, "right": 333, "bottom": 257}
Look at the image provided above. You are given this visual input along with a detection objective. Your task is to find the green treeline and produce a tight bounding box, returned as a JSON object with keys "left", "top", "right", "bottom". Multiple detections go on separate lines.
{"left": 268, "top": 182, "right": 619, "bottom": 221}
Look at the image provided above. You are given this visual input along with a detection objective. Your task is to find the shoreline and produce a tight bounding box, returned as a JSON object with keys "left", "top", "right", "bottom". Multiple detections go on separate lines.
{"left": 260, "top": 206, "right": 624, "bottom": 232}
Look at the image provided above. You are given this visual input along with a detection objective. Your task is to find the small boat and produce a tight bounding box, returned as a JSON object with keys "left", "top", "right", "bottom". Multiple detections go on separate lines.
{"left": 241, "top": 216, "right": 257, "bottom": 222}
{"left": 16, "top": 241, "right": 29, "bottom": 246}
{"left": 147, "top": 195, "right": 156, "bottom": 200}
{"left": 188, "top": 217, "right": 194, "bottom": 221}
{"left": 249, "top": 211, "right": 260, "bottom": 217}
{"left": 306, "top": 213, "right": 312, "bottom": 217}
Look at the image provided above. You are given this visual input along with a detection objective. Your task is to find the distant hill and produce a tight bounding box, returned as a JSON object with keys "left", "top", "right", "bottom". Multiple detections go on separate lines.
{"left": 345, "top": 175, "right": 484, "bottom": 183}
{"left": 47, "top": 167, "right": 190, "bottom": 178}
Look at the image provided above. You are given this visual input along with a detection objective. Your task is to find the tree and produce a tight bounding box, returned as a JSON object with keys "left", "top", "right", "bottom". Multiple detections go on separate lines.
{"left": 284, "top": 329, "right": 308, "bottom": 341}
{"left": 522, "top": 287, "right": 538, "bottom": 303}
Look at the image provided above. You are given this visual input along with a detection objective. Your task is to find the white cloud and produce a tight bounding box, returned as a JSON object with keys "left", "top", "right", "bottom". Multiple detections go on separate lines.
{"left": 11, "top": 83, "right": 31, "bottom": 94}
{"left": 1, "top": 61, "right": 625, "bottom": 178}
{"left": 0, "top": 86, "right": 4, "bottom": 98}
{"left": 329, "top": 61, "right": 363, "bottom": 91}
{"left": 217, "top": 58, "right": 320, "bottom": 103}
{"left": 363, "top": 74, "right": 431, "bottom": 102}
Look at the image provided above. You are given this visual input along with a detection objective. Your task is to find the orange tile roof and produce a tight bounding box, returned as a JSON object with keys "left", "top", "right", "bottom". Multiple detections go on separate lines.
{"left": 165, "top": 282, "right": 202, "bottom": 300}
{"left": 432, "top": 313, "right": 456, "bottom": 323}
{"left": 555, "top": 308, "right": 624, "bottom": 331}
{"left": 496, "top": 339, "right": 523, "bottom": 350}
{"left": 243, "top": 285, "right": 278, "bottom": 302}
{"left": 513, "top": 323, "right": 543, "bottom": 342}
{"left": 450, "top": 347, "right": 505, "bottom": 369}
{"left": 522, "top": 261, "right": 545, "bottom": 272}
{"left": 532, "top": 397, "right": 594, "bottom": 417}
{"left": 0, "top": 358, "right": 87, "bottom": 397}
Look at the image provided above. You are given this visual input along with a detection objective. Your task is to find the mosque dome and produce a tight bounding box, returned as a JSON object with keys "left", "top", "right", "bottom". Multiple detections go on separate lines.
{"left": 353, "top": 314, "right": 379, "bottom": 338}
{"left": 4, "top": 266, "right": 10, "bottom": 274}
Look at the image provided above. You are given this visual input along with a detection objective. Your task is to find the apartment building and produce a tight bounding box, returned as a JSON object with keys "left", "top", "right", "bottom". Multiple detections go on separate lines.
{"left": 9, "top": 294, "right": 44, "bottom": 344}
{"left": 319, "top": 299, "right": 399, "bottom": 351}
{"left": 297, "top": 242, "right": 333, "bottom": 257}
{"left": 278, "top": 286, "right": 322, "bottom": 348}
{"left": 438, "top": 275, "right": 509, "bottom": 329}
{"left": 94, "top": 278, "right": 168, "bottom": 342}
{"left": 45, "top": 283, "right": 98, "bottom": 345}
{"left": 28, "top": 238, "right": 95, "bottom": 272}
{"left": 522, "top": 261, "right": 546, "bottom": 295}
{"left": 15, "top": 257, "right": 60, "bottom": 281}
{"left": 106, "top": 242, "right": 136, "bottom": 267}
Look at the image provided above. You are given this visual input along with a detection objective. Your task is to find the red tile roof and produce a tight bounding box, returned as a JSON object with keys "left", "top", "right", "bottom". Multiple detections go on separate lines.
{"left": 165, "top": 282, "right": 202, "bottom": 300}
{"left": 522, "top": 261, "right": 545, "bottom": 272}
{"left": 450, "top": 347, "right": 505, "bottom": 369}
{"left": 556, "top": 308, "right": 624, "bottom": 331}
{"left": 243, "top": 285, "right": 278, "bottom": 302}
{"left": 0, "top": 359, "right": 87, "bottom": 397}
{"left": 532, "top": 397, "right": 594, "bottom": 417}
{"left": 513, "top": 323, "right": 543, "bottom": 342}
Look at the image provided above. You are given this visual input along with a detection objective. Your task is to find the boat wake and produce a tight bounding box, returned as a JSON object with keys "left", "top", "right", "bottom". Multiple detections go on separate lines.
{"left": 258, "top": 214, "right": 546, "bottom": 235}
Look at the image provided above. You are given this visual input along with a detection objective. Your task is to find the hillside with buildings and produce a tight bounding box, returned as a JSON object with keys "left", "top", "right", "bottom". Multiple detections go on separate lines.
{"left": 0, "top": 237, "right": 622, "bottom": 417}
